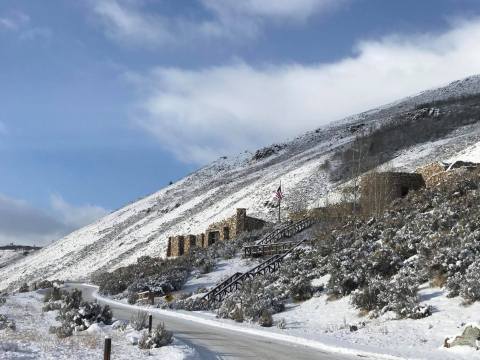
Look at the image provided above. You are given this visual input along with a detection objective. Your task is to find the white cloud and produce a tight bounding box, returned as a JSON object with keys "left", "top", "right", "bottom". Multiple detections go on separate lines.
{"left": 19, "top": 27, "right": 53, "bottom": 42}
{"left": 0, "top": 194, "right": 66, "bottom": 247}
{"left": 0, "top": 193, "right": 108, "bottom": 247}
{"left": 132, "top": 18, "right": 480, "bottom": 164}
{"left": 0, "top": 10, "right": 52, "bottom": 42}
{"left": 202, "top": 0, "right": 343, "bottom": 22}
{"left": 0, "top": 122, "right": 7, "bottom": 135}
{"left": 90, "top": 0, "right": 344, "bottom": 47}
{"left": 92, "top": 0, "right": 176, "bottom": 47}
{"left": 0, "top": 10, "right": 29, "bottom": 31}
{"left": 50, "top": 194, "right": 108, "bottom": 229}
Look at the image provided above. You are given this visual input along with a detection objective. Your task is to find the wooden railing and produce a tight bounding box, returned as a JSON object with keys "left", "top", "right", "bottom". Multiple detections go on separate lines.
{"left": 255, "top": 217, "right": 315, "bottom": 246}
{"left": 243, "top": 241, "right": 300, "bottom": 258}
{"left": 202, "top": 239, "right": 307, "bottom": 305}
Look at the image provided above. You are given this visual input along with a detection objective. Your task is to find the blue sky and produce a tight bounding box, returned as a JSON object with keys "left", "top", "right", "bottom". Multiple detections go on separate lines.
{"left": 1, "top": 0, "right": 480, "bottom": 245}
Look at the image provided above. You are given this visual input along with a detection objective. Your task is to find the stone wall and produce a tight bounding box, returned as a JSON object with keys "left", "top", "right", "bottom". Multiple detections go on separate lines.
{"left": 416, "top": 162, "right": 447, "bottom": 187}
{"left": 417, "top": 161, "right": 480, "bottom": 187}
{"left": 360, "top": 172, "right": 425, "bottom": 215}
{"left": 167, "top": 208, "right": 267, "bottom": 257}
{"left": 169, "top": 235, "right": 185, "bottom": 257}
{"left": 184, "top": 235, "right": 197, "bottom": 254}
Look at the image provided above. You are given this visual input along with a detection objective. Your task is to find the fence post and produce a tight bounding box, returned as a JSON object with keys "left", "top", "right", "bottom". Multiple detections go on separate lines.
{"left": 104, "top": 336, "right": 111, "bottom": 360}
{"left": 148, "top": 313, "right": 153, "bottom": 334}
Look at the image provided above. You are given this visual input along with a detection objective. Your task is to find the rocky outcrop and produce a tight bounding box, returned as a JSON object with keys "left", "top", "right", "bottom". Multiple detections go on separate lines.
{"left": 445, "top": 324, "right": 480, "bottom": 349}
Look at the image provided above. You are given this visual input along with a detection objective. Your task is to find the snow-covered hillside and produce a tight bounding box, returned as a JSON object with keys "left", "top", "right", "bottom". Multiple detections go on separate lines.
{"left": 3, "top": 75, "right": 480, "bottom": 290}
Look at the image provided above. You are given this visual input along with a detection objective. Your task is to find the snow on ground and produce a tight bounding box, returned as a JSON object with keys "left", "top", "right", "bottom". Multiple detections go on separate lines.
{"left": 266, "top": 284, "right": 480, "bottom": 360}
{"left": 126, "top": 281, "right": 480, "bottom": 360}
{"left": 0, "top": 291, "right": 196, "bottom": 359}
{"left": 0, "top": 251, "right": 24, "bottom": 269}
{"left": 181, "top": 258, "right": 259, "bottom": 295}
{"left": 448, "top": 140, "right": 480, "bottom": 163}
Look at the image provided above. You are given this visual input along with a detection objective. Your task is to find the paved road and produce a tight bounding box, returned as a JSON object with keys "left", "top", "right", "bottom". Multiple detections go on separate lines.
{"left": 67, "top": 284, "right": 368, "bottom": 360}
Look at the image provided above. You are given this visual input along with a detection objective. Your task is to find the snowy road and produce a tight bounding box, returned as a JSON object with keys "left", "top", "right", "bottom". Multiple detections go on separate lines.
{"left": 69, "top": 284, "right": 365, "bottom": 360}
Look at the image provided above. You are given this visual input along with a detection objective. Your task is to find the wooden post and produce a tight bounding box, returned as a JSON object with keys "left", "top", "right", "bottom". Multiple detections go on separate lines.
{"left": 104, "top": 336, "right": 111, "bottom": 360}
{"left": 148, "top": 313, "right": 153, "bottom": 334}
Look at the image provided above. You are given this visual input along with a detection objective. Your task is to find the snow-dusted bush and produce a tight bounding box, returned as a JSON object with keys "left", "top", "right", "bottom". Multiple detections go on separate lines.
{"left": 127, "top": 291, "right": 138, "bottom": 305}
{"left": 217, "top": 276, "right": 286, "bottom": 322}
{"left": 167, "top": 296, "right": 209, "bottom": 311}
{"left": 47, "top": 288, "right": 113, "bottom": 337}
{"left": 382, "top": 267, "right": 426, "bottom": 319}
{"left": 194, "top": 256, "right": 215, "bottom": 274}
{"left": 289, "top": 278, "right": 313, "bottom": 302}
{"left": 130, "top": 311, "right": 148, "bottom": 331}
{"left": 351, "top": 277, "right": 387, "bottom": 312}
{"left": 351, "top": 266, "right": 429, "bottom": 319}
{"left": 0, "top": 314, "right": 16, "bottom": 330}
{"left": 138, "top": 323, "right": 172, "bottom": 349}
{"left": 92, "top": 255, "right": 192, "bottom": 296}
{"left": 459, "top": 259, "right": 480, "bottom": 304}
{"left": 258, "top": 310, "right": 273, "bottom": 327}
{"left": 127, "top": 266, "right": 189, "bottom": 297}
{"left": 277, "top": 318, "right": 287, "bottom": 329}
{"left": 54, "top": 301, "right": 112, "bottom": 335}
{"left": 18, "top": 283, "right": 29, "bottom": 293}
{"left": 231, "top": 305, "right": 244, "bottom": 323}
{"left": 43, "top": 288, "right": 81, "bottom": 312}
{"left": 49, "top": 323, "right": 72, "bottom": 338}
{"left": 34, "top": 279, "right": 63, "bottom": 290}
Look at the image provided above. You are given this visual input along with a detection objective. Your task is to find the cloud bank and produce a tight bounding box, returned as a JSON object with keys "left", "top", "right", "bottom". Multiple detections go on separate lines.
{"left": 0, "top": 194, "right": 108, "bottom": 247}
{"left": 91, "top": 0, "right": 343, "bottom": 47}
{"left": 132, "top": 18, "right": 480, "bottom": 164}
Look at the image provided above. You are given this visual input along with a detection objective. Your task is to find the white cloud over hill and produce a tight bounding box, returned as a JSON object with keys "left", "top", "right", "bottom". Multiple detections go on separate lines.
{"left": 131, "top": 17, "right": 480, "bottom": 163}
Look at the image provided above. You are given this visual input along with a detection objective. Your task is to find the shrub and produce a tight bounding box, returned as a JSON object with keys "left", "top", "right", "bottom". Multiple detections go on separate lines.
{"left": 383, "top": 267, "right": 426, "bottom": 319}
{"left": 138, "top": 323, "right": 173, "bottom": 349}
{"left": 49, "top": 323, "right": 72, "bottom": 338}
{"left": 127, "top": 291, "right": 138, "bottom": 305}
{"left": 217, "top": 276, "right": 286, "bottom": 322}
{"left": 351, "top": 277, "right": 387, "bottom": 313}
{"left": 0, "top": 314, "right": 16, "bottom": 330}
{"left": 290, "top": 278, "right": 313, "bottom": 302}
{"left": 47, "top": 289, "right": 112, "bottom": 337}
{"left": 43, "top": 288, "right": 81, "bottom": 312}
{"left": 277, "top": 318, "right": 287, "bottom": 329}
{"left": 18, "top": 283, "right": 29, "bottom": 293}
{"left": 258, "top": 310, "right": 273, "bottom": 327}
{"left": 460, "top": 259, "right": 480, "bottom": 304}
{"left": 130, "top": 311, "right": 148, "bottom": 331}
{"left": 231, "top": 305, "right": 244, "bottom": 323}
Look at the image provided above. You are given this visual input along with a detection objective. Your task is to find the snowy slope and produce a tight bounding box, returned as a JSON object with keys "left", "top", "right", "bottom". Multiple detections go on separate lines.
{"left": 3, "top": 75, "right": 480, "bottom": 290}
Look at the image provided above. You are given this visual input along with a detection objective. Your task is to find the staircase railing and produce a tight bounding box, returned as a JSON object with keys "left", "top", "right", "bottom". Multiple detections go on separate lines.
{"left": 256, "top": 217, "right": 315, "bottom": 246}
{"left": 202, "top": 239, "right": 307, "bottom": 305}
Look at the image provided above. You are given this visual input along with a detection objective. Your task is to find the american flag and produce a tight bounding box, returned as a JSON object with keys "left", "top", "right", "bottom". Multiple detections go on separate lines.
{"left": 275, "top": 184, "right": 283, "bottom": 201}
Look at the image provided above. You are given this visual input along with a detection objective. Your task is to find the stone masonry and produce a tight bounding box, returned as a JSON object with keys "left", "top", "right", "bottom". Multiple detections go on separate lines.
{"left": 360, "top": 172, "right": 425, "bottom": 215}
{"left": 167, "top": 208, "right": 267, "bottom": 257}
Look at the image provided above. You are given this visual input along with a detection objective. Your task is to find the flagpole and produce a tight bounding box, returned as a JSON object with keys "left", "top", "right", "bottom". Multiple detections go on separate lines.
{"left": 278, "top": 180, "right": 281, "bottom": 223}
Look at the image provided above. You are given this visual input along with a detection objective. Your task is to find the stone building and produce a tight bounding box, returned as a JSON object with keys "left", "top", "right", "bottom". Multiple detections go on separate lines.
{"left": 167, "top": 208, "right": 267, "bottom": 257}
{"left": 417, "top": 161, "right": 480, "bottom": 187}
{"left": 360, "top": 172, "right": 425, "bottom": 215}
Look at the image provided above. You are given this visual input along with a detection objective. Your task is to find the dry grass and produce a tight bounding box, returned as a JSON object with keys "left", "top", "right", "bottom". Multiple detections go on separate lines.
{"left": 430, "top": 273, "right": 448, "bottom": 288}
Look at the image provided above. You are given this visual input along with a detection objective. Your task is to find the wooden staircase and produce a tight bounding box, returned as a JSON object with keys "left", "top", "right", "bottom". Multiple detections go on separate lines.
{"left": 202, "top": 238, "right": 307, "bottom": 305}
{"left": 255, "top": 217, "right": 315, "bottom": 246}
{"left": 241, "top": 217, "right": 315, "bottom": 258}
{"left": 243, "top": 240, "right": 306, "bottom": 258}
